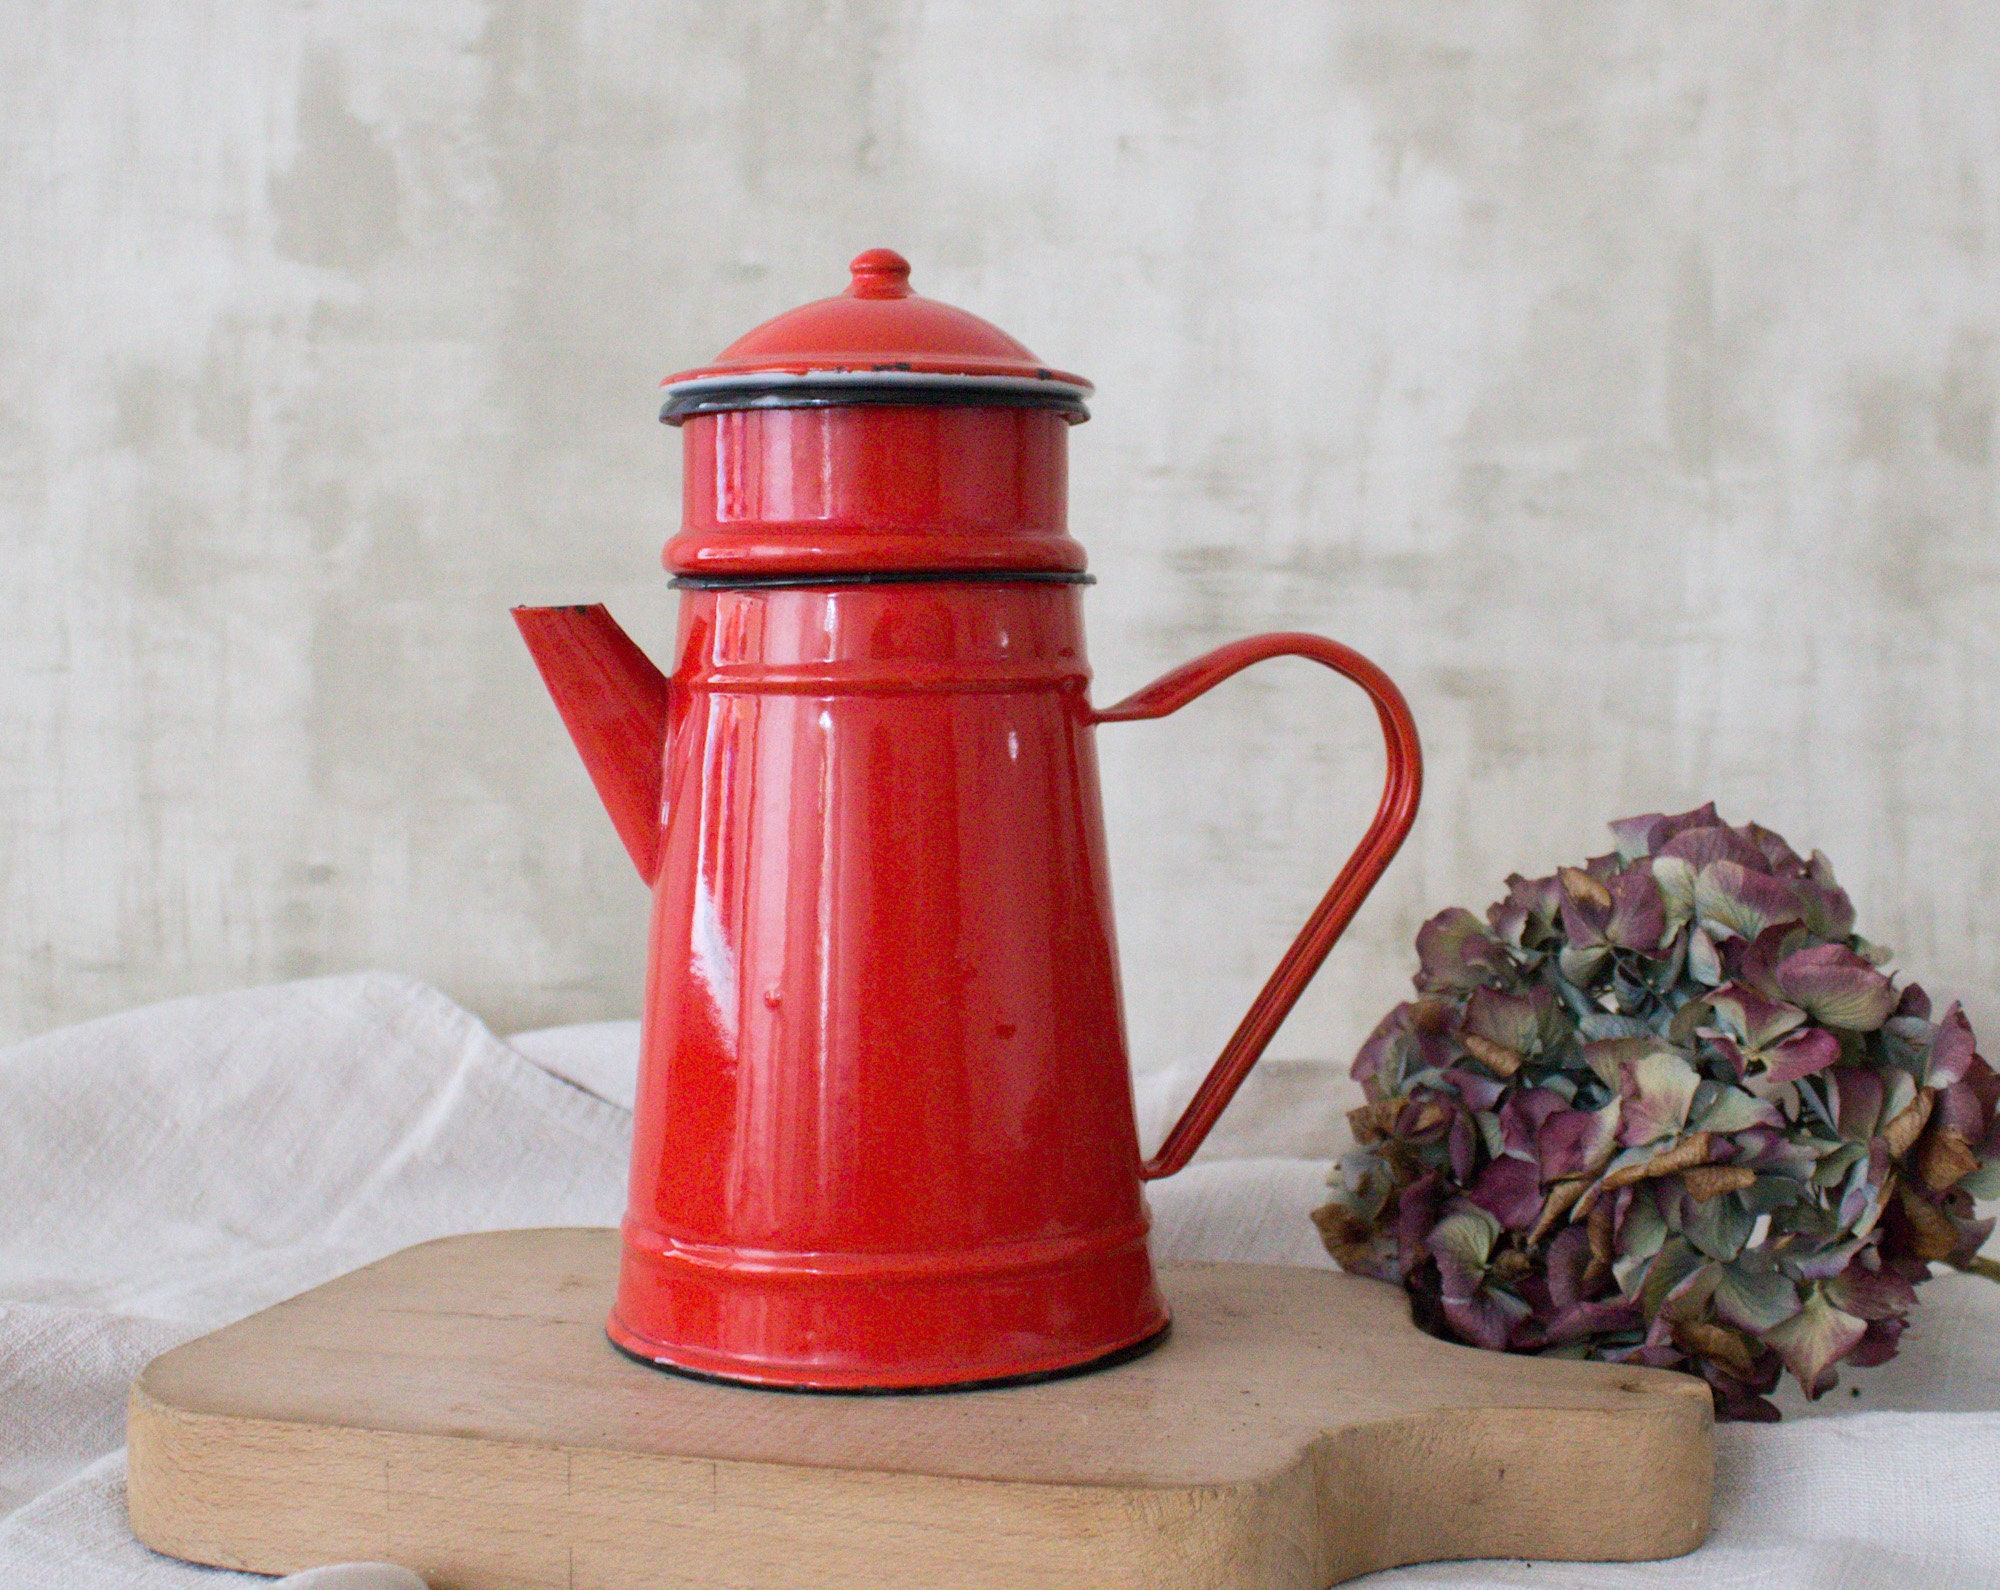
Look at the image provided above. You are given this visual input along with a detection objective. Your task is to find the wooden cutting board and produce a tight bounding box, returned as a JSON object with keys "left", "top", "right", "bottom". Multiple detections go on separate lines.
{"left": 127, "top": 1229, "right": 1711, "bottom": 1589}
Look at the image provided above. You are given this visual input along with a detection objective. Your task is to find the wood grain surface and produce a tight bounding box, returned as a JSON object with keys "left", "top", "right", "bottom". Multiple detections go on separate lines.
{"left": 127, "top": 1229, "right": 1712, "bottom": 1589}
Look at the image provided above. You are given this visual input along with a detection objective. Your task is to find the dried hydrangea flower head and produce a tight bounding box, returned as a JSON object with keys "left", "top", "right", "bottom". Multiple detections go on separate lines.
{"left": 1316, "top": 804, "right": 2000, "bottom": 1420}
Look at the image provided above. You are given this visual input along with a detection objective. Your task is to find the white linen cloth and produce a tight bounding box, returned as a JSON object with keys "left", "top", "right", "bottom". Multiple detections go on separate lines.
{"left": 2, "top": 974, "right": 1996, "bottom": 1588}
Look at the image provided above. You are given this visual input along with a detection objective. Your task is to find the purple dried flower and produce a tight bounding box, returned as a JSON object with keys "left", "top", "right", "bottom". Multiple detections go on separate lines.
{"left": 1316, "top": 804, "right": 2000, "bottom": 1420}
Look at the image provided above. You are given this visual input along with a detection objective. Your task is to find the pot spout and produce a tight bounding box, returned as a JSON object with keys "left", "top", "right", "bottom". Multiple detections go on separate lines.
{"left": 512, "top": 604, "right": 671, "bottom": 884}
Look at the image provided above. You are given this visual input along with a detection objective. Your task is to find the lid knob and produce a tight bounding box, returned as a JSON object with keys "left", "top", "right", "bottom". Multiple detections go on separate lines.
{"left": 846, "top": 248, "right": 913, "bottom": 300}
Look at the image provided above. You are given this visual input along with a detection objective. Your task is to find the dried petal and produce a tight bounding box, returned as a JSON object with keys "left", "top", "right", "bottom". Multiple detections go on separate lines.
{"left": 1703, "top": 1370, "right": 1782, "bottom": 1423}
{"left": 1582, "top": 1012, "right": 1655, "bottom": 1042}
{"left": 1774, "top": 944, "right": 1899, "bottom": 1032}
{"left": 1444, "top": 1065, "right": 1508, "bottom": 1112}
{"left": 1414, "top": 908, "right": 1509, "bottom": 995}
{"left": 1705, "top": 984, "right": 1808, "bottom": 1050}
{"left": 1538, "top": 1101, "right": 1622, "bottom": 1182}
{"left": 1599, "top": 1131, "right": 1716, "bottom": 1194}
{"left": 1846, "top": 1315, "right": 1907, "bottom": 1368}
{"left": 1460, "top": 1032, "right": 1522, "bottom": 1078}
{"left": 1347, "top": 1099, "right": 1400, "bottom": 1146}
{"left": 1499, "top": 1086, "right": 1569, "bottom": 1159}
{"left": 1681, "top": 1183, "right": 1758, "bottom": 1260}
{"left": 1826, "top": 1259, "right": 1918, "bottom": 1322}
{"left": 1938, "top": 1077, "right": 1991, "bottom": 1141}
{"left": 1714, "top": 1266, "right": 1801, "bottom": 1333}
{"left": 1617, "top": 1050, "right": 1703, "bottom": 1146}
{"left": 1558, "top": 866, "right": 1614, "bottom": 946}
{"left": 1694, "top": 1086, "right": 1782, "bottom": 1134}
{"left": 1546, "top": 1295, "right": 1644, "bottom": 1342}
{"left": 1830, "top": 1066, "right": 1886, "bottom": 1143}
{"left": 1917, "top": 1122, "right": 1981, "bottom": 1193}
{"left": 1735, "top": 922, "right": 1811, "bottom": 1001}
{"left": 1606, "top": 868, "right": 1668, "bottom": 952}
{"left": 1528, "top": 1176, "right": 1591, "bottom": 1247}
{"left": 1464, "top": 984, "right": 1543, "bottom": 1053}
{"left": 1695, "top": 860, "right": 1806, "bottom": 942}
{"left": 1660, "top": 824, "right": 1768, "bottom": 874}
{"left": 1442, "top": 1283, "right": 1531, "bottom": 1352}
{"left": 1793, "top": 851, "right": 1857, "bottom": 938}
{"left": 1970, "top": 1060, "right": 2000, "bottom": 1133}
{"left": 1393, "top": 1173, "right": 1444, "bottom": 1277}
{"left": 1585, "top": 1034, "right": 1670, "bottom": 1090}
{"left": 1491, "top": 872, "right": 1564, "bottom": 941}
{"left": 1427, "top": 1204, "right": 1500, "bottom": 1272}
{"left": 1880, "top": 1088, "right": 1935, "bottom": 1159}
{"left": 1313, "top": 1201, "right": 1385, "bottom": 1275}
{"left": 1744, "top": 824, "right": 1808, "bottom": 876}
{"left": 1641, "top": 1242, "right": 1719, "bottom": 1322}
{"left": 1609, "top": 813, "right": 1669, "bottom": 861}
{"left": 1652, "top": 854, "right": 1698, "bottom": 924}
{"left": 1351, "top": 1004, "right": 1415, "bottom": 1087}
{"left": 1431, "top": 1207, "right": 1526, "bottom": 1350}
{"left": 1890, "top": 1183, "right": 1962, "bottom": 1262}
{"left": 1687, "top": 925, "right": 1724, "bottom": 986}
{"left": 1684, "top": 1164, "right": 1757, "bottom": 1201}
{"left": 1543, "top": 1222, "right": 1594, "bottom": 1303}
{"left": 1729, "top": 1125, "right": 1822, "bottom": 1179}
{"left": 1759, "top": 1028, "right": 1842, "bottom": 1089}
{"left": 1761, "top": 1288, "right": 1867, "bottom": 1397}
{"left": 1393, "top": 1096, "right": 1454, "bottom": 1143}
{"left": 1928, "top": 1002, "right": 1978, "bottom": 1087}
{"left": 1808, "top": 860, "right": 1848, "bottom": 932}
{"left": 1653, "top": 802, "right": 1723, "bottom": 841}
{"left": 1468, "top": 1154, "right": 1544, "bottom": 1232}
{"left": 1673, "top": 1318, "right": 1764, "bottom": 1380}
{"left": 1559, "top": 942, "right": 1611, "bottom": 986}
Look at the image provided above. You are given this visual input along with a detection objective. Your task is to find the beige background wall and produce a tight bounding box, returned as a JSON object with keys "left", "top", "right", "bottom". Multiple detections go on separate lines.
{"left": 4, "top": 3, "right": 1997, "bottom": 1120}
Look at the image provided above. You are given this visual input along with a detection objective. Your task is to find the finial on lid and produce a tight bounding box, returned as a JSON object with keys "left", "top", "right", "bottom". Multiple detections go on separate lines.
{"left": 847, "top": 248, "right": 913, "bottom": 300}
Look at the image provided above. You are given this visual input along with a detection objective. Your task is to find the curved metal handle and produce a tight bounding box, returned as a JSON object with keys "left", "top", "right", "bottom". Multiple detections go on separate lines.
{"left": 1093, "top": 632, "right": 1423, "bottom": 1180}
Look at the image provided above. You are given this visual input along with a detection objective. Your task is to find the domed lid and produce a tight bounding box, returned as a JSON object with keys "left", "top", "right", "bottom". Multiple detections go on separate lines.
{"left": 659, "top": 249, "right": 1092, "bottom": 424}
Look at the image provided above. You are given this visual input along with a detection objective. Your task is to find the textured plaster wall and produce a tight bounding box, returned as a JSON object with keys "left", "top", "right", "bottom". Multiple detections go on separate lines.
{"left": 4, "top": 4, "right": 1997, "bottom": 1125}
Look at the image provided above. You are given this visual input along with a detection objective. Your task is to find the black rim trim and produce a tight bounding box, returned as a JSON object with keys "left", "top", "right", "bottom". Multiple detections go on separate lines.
{"left": 661, "top": 382, "right": 1089, "bottom": 424}
{"left": 671, "top": 569, "right": 1094, "bottom": 591}
{"left": 607, "top": 1319, "right": 1171, "bottom": 1397}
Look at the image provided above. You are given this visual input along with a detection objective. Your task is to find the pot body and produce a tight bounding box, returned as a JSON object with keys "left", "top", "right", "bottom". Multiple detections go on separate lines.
{"left": 609, "top": 576, "right": 1170, "bottom": 1388}
{"left": 526, "top": 256, "right": 1422, "bottom": 1391}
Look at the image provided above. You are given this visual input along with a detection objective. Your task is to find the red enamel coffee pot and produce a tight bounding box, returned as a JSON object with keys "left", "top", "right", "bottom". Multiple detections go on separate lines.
{"left": 515, "top": 250, "right": 1422, "bottom": 1390}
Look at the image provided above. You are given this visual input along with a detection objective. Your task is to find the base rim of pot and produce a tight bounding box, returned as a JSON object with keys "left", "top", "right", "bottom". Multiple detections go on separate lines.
{"left": 603, "top": 1314, "right": 1173, "bottom": 1396}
